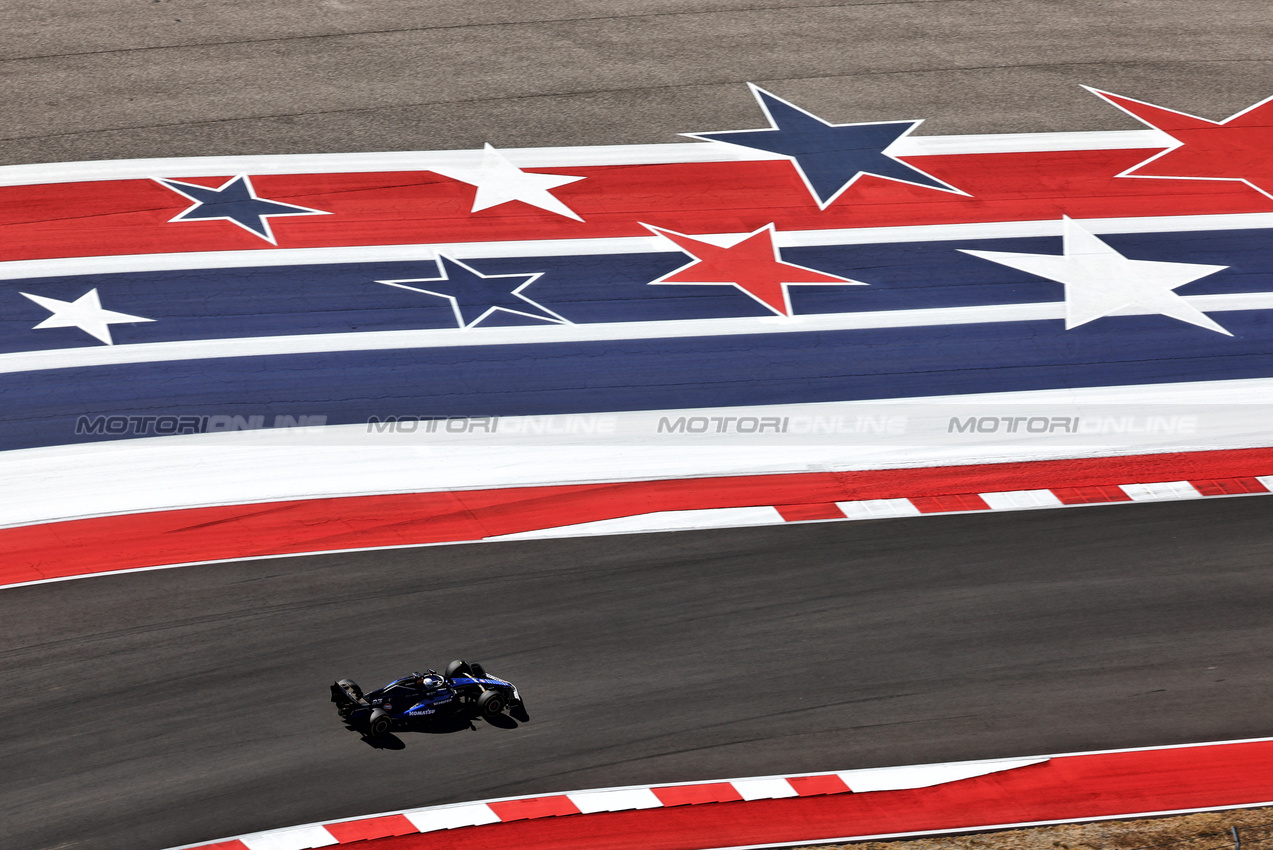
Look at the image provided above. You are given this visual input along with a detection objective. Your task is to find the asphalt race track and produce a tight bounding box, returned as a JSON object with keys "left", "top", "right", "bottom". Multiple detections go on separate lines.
{"left": 4, "top": 1, "right": 1273, "bottom": 849}
{"left": 3, "top": 498, "right": 1273, "bottom": 850}
{"left": 5, "top": 0, "right": 1273, "bottom": 163}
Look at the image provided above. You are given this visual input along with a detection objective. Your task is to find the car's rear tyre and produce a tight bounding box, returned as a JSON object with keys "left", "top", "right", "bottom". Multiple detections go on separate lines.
{"left": 444, "top": 659, "right": 471, "bottom": 679}
{"left": 367, "top": 709, "right": 392, "bottom": 737}
{"left": 477, "top": 690, "right": 505, "bottom": 720}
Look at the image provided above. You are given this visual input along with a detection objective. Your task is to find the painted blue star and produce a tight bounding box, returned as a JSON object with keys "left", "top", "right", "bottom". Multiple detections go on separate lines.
{"left": 377, "top": 256, "right": 568, "bottom": 328}
{"left": 685, "top": 83, "right": 965, "bottom": 208}
{"left": 155, "top": 175, "right": 328, "bottom": 243}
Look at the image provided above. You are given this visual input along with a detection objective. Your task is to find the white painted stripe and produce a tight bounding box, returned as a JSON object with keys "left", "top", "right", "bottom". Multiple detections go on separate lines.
{"left": 0, "top": 237, "right": 655, "bottom": 282}
{"left": 0, "top": 130, "right": 1171, "bottom": 189}
{"left": 780, "top": 212, "right": 1273, "bottom": 248}
{"left": 980, "top": 489, "right": 1065, "bottom": 510}
{"left": 5, "top": 289, "right": 1273, "bottom": 376}
{"left": 240, "top": 825, "right": 338, "bottom": 850}
{"left": 894, "top": 128, "right": 1174, "bottom": 156}
{"left": 403, "top": 803, "right": 500, "bottom": 832}
{"left": 838, "top": 757, "right": 1049, "bottom": 793}
{"left": 5, "top": 376, "right": 1273, "bottom": 531}
{"left": 730, "top": 777, "right": 799, "bottom": 801}
{"left": 4, "top": 211, "right": 1270, "bottom": 282}
{"left": 1121, "top": 481, "right": 1203, "bottom": 501}
{"left": 486, "top": 507, "right": 785, "bottom": 541}
{"left": 1258, "top": 475, "right": 1273, "bottom": 491}
{"left": 0, "top": 144, "right": 779, "bottom": 189}
{"left": 568, "top": 788, "right": 664, "bottom": 813}
{"left": 835, "top": 498, "right": 923, "bottom": 520}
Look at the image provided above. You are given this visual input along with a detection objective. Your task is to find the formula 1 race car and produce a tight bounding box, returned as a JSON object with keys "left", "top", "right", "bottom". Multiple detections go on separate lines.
{"left": 330, "top": 660, "right": 523, "bottom": 737}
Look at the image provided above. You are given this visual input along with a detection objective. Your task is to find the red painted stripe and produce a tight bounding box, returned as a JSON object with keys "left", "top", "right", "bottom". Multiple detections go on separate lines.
{"left": 910, "top": 493, "right": 991, "bottom": 513}
{"left": 1191, "top": 477, "right": 1269, "bottom": 496}
{"left": 301, "top": 741, "right": 1273, "bottom": 850}
{"left": 787, "top": 774, "right": 852, "bottom": 796}
{"left": 776, "top": 502, "right": 846, "bottom": 521}
{"left": 1052, "top": 485, "right": 1133, "bottom": 505}
{"left": 651, "top": 783, "right": 743, "bottom": 807}
{"left": 2, "top": 151, "right": 1269, "bottom": 262}
{"left": 6, "top": 447, "right": 1273, "bottom": 587}
{"left": 325, "top": 814, "right": 417, "bottom": 842}
{"left": 488, "top": 796, "right": 580, "bottom": 821}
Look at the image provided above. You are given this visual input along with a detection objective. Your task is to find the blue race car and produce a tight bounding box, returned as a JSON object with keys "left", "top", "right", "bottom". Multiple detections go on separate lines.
{"left": 330, "top": 660, "right": 523, "bottom": 737}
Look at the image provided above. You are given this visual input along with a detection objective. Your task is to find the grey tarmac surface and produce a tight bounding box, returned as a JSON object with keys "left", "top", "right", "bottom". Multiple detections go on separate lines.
{"left": 3, "top": 498, "right": 1273, "bottom": 850}
{"left": 4, "top": 2, "right": 1273, "bottom": 849}
{"left": 1, "top": 1, "right": 1271, "bottom": 164}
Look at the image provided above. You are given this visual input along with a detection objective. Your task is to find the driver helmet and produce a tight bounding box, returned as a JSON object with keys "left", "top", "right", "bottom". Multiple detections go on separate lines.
{"left": 421, "top": 673, "right": 445, "bottom": 690}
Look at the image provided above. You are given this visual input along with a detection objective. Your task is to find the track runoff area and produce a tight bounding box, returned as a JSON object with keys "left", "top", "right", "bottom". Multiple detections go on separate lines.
{"left": 6, "top": 44, "right": 1273, "bottom": 850}
{"left": 168, "top": 740, "right": 1273, "bottom": 850}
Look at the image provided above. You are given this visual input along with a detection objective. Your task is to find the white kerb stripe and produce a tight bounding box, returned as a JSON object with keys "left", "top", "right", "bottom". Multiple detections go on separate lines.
{"left": 1121, "top": 481, "right": 1203, "bottom": 501}
{"left": 485, "top": 507, "right": 784, "bottom": 540}
{"left": 838, "top": 757, "right": 1050, "bottom": 793}
{"left": 240, "top": 825, "right": 339, "bottom": 850}
{"left": 836, "top": 498, "right": 922, "bottom": 520}
{"left": 404, "top": 803, "right": 501, "bottom": 832}
{"left": 730, "top": 777, "right": 800, "bottom": 801}
{"left": 568, "top": 788, "right": 664, "bottom": 814}
{"left": 980, "top": 489, "right": 1065, "bottom": 510}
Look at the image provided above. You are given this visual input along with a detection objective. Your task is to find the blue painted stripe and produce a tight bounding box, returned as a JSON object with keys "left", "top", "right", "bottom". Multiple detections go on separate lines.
{"left": 6, "top": 311, "right": 1273, "bottom": 452}
{"left": 0, "top": 228, "right": 1269, "bottom": 354}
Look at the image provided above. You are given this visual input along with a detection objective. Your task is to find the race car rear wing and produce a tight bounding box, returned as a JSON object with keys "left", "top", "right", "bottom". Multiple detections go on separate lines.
{"left": 330, "top": 681, "right": 366, "bottom": 709}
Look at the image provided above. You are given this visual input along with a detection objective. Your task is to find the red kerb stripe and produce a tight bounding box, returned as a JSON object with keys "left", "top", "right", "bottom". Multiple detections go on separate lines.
{"left": 787, "top": 774, "right": 851, "bottom": 796}
{"left": 1191, "top": 478, "right": 1269, "bottom": 496}
{"left": 910, "top": 493, "right": 990, "bottom": 513}
{"left": 488, "top": 796, "right": 580, "bottom": 822}
{"left": 776, "top": 503, "right": 847, "bottom": 521}
{"left": 652, "top": 783, "right": 744, "bottom": 806}
{"left": 326, "top": 814, "right": 417, "bottom": 842}
{"left": 1052, "top": 485, "right": 1133, "bottom": 505}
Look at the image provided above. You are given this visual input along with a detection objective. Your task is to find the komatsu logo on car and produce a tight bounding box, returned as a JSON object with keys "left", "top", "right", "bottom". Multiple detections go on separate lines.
{"left": 409, "top": 708, "right": 436, "bottom": 716}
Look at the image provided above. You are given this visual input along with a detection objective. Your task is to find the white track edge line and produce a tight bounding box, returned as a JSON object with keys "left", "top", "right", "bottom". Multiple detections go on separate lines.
{"left": 0, "top": 130, "right": 1172, "bottom": 188}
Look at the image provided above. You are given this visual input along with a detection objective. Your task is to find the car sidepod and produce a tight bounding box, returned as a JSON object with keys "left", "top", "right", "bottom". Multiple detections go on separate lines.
{"left": 401, "top": 687, "right": 459, "bottom": 719}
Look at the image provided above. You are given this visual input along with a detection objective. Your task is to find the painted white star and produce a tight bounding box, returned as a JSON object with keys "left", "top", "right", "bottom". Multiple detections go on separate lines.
{"left": 433, "top": 144, "right": 586, "bottom": 221}
{"left": 20, "top": 288, "right": 154, "bottom": 345}
{"left": 961, "top": 217, "right": 1231, "bottom": 335}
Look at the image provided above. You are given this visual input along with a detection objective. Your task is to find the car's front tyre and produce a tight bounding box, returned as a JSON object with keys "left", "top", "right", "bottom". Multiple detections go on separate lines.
{"left": 477, "top": 690, "right": 505, "bottom": 720}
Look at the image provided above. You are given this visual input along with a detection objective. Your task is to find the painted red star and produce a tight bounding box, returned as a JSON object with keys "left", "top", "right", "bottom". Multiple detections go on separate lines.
{"left": 1089, "top": 87, "right": 1273, "bottom": 200}
{"left": 642, "top": 223, "right": 864, "bottom": 316}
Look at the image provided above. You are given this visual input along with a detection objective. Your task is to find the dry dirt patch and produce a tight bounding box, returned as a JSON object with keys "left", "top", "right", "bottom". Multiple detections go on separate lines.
{"left": 798, "top": 806, "right": 1273, "bottom": 850}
